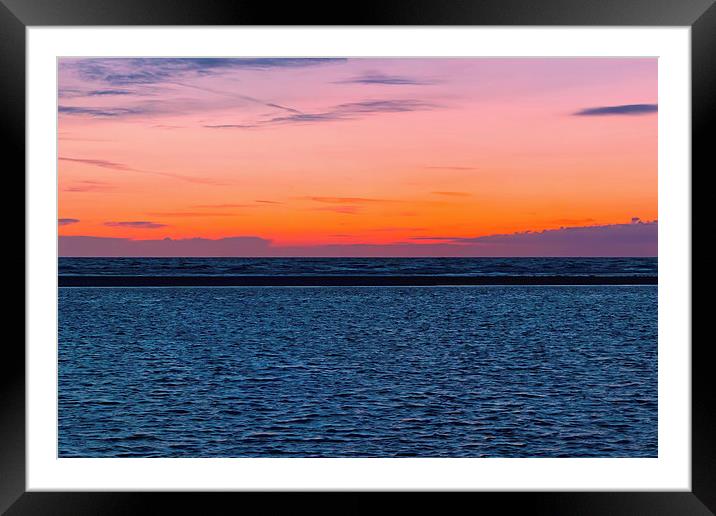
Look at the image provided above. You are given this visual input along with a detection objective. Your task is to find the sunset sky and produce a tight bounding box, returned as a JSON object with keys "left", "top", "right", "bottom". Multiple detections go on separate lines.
{"left": 58, "top": 58, "right": 657, "bottom": 256}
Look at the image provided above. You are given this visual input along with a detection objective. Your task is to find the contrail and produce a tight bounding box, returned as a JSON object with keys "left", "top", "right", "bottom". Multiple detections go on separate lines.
{"left": 172, "top": 81, "right": 302, "bottom": 114}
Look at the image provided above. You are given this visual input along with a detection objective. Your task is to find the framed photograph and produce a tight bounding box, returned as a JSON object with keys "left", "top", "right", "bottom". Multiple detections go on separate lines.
{"left": 7, "top": 0, "right": 708, "bottom": 512}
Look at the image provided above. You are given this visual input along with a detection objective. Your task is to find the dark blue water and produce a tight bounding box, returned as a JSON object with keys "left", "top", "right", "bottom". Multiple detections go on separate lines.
{"left": 58, "top": 283, "right": 657, "bottom": 458}
{"left": 59, "top": 257, "right": 657, "bottom": 277}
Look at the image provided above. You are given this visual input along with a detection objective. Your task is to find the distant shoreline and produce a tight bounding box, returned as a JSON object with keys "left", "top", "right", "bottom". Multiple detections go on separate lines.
{"left": 58, "top": 275, "right": 658, "bottom": 287}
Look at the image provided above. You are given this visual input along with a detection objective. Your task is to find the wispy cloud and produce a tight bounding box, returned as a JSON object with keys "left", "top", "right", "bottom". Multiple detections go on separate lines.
{"left": 60, "top": 157, "right": 133, "bottom": 171}
{"left": 60, "top": 88, "right": 139, "bottom": 98}
{"left": 58, "top": 98, "right": 206, "bottom": 120}
{"left": 58, "top": 218, "right": 80, "bottom": 226}
{"left": 58, "top": 88, "right": 82, "bottom": 99}
{"left": 303, "top": 196, "right": 446, "bottom": 214}
{"left": 58, "top": 94, "right": 257, "bottom": 122}
{"left": 63, "top": 180, "right": 115, "bottom": 193}
{"left": 59, "top": 59, "right": 351, "bottom": 121}
{"left": 335, "top": 100, "right": 436, "bottom": 114}
{"left": 366, "top": 227, "right": 427, "bottom": 232}
{"left": 205, "top": 99, "right": 438, "bottom": 129}
{"left": 86, "top": 89, "right": 137, "bottom": 96}
{"left": 307, "top": 196, "right": 397, "bottom": 204}
{"left": 573, "top": 103, "right": 657, "bottom": 116}
{"left": 58, "top": 105, "right": 150, "bottom": 118}
{"left": 336, "top": 72, "right": 436, "bottom": 86}
{"left": 312, "top": 205, "right": 361, "bottom": 215}
{"left": 173, "top": 81, "right": 302, "bottom": 115}
{"left": 104, "top": 221, "right": 168, "bottom": 229}
{"left": 432, "top": 191, "right": 471, "bottom": 197}
{"left": 59, "top": 156, "right": 226, "bottom": 185}
{"left": 65, "top": 58, "right": 347, "bottom": 87}
{"left": 146, "top": 211, "right": 239, "bottom": 217}
{"left": 191, "top": 203, "right": 255, "bottom": 209}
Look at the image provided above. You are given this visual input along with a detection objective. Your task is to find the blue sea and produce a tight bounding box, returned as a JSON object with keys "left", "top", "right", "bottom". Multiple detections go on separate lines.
{"left": 58, "top": 258, "right": 657, "bottom": 457}
{"left": 59, "top": 257, "right": 657, "bottom": 277}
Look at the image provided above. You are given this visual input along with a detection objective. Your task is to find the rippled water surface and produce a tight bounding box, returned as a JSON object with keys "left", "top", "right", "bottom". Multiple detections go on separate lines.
{"left": 59, "top": 257, "right": 657, "bottom": 277}
{"left": 59, "top": 286, "right": 657, "bottom": 457}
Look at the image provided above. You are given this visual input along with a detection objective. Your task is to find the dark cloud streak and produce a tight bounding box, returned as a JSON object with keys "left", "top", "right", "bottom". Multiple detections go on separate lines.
{"left": 68, "top": 58, "right": 347, "bottom": 87}
{"left": 59, "top": 156, "right": 226, "bottom": 185}
{"left": 63, "top": 180, "right": 114, "bottom": 193}
{"left": 59, "top": 157, "right": 132, "bottom": 171}
{"left": 573, "top": 104, "right": 657, "bottom": 116}
{"left": 336, "top": 72, "right": 435, "bottom": 86}
{"left": 308, "top": 196, "right": 396, "bottom": 204}
{"left": 58, "top": 105, "right": 149, "bottom": 118}
{"left": 86, "top": 89, "right": 136, "bottom": 96}
{"left": 172, "top": 81, "right": 303, "bottom": 115}
{"left": 432, "top": 191, "right": 471, "bottom": 197}
{"left": 104, "top": 221, "right": 168, "bottom": 229}
{"left": 205, "top": 99, "right": 438, "bottom": 129}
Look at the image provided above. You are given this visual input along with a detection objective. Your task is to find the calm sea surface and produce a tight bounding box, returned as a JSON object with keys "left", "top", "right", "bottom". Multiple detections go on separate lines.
{"left": 59, "top": 260, "right": 657, "bottom": 458}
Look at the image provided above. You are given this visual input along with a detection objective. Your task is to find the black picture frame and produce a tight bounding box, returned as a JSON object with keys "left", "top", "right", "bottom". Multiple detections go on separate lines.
{"left": 4, "top": 0, "right": 709, "bottom": 513}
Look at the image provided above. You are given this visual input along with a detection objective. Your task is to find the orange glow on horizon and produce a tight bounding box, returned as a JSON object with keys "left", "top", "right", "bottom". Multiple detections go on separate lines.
{"left": 58, "top": 58, "right": 657, "bottom": 253}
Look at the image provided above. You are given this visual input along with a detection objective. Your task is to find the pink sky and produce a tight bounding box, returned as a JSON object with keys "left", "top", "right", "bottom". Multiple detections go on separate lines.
{"left": 58, "top": 58, "right": 657, "bottom": 256}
